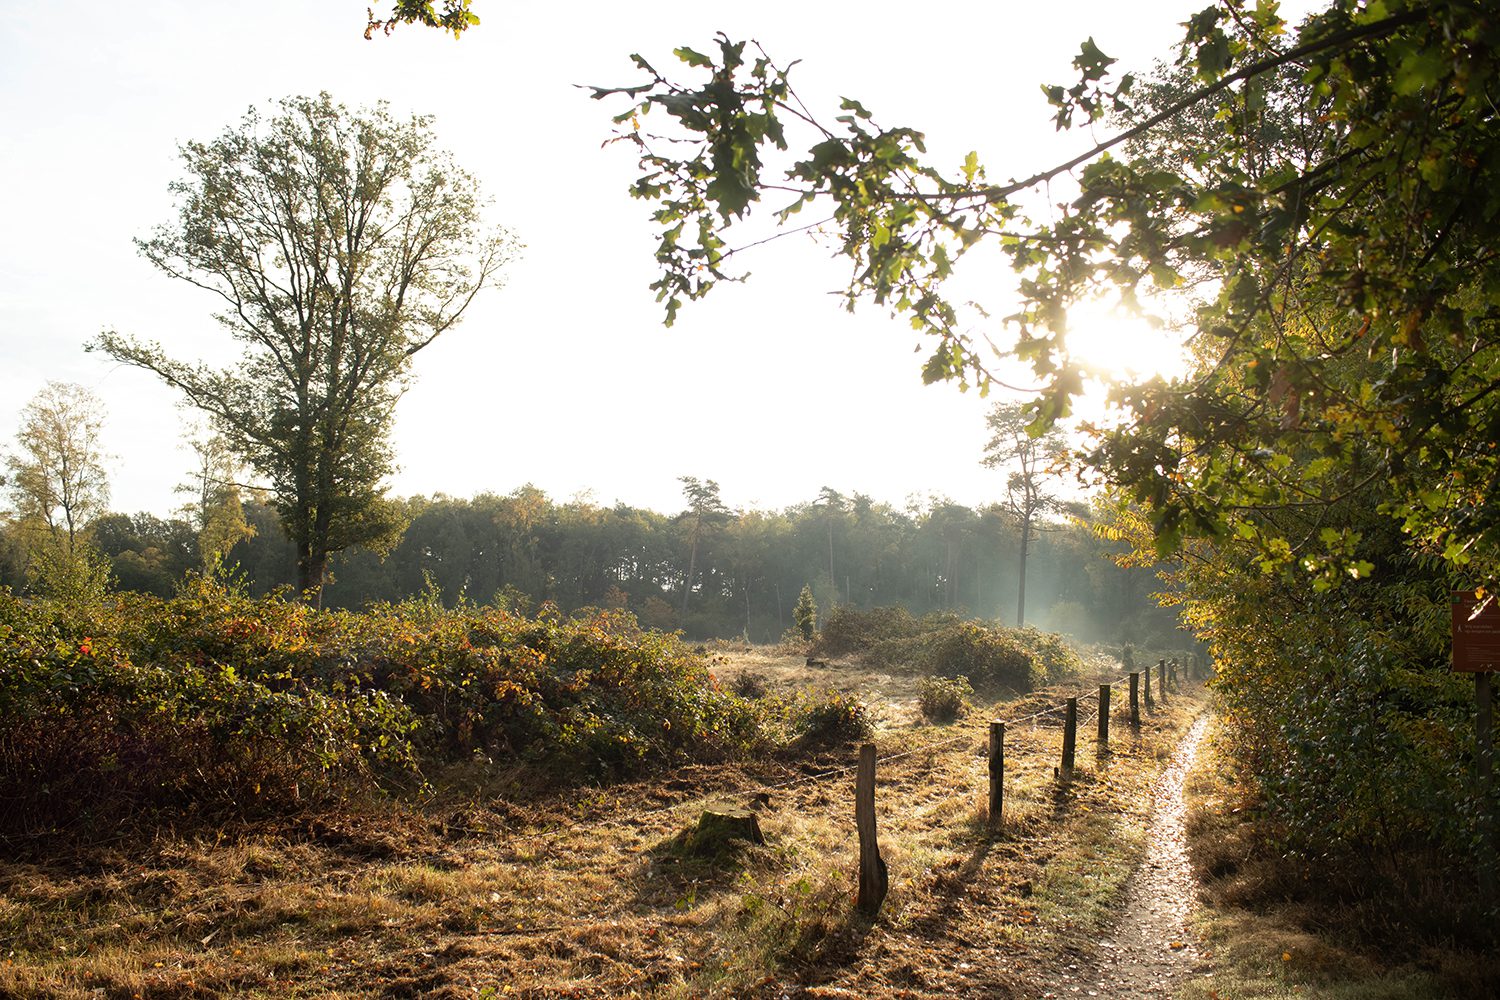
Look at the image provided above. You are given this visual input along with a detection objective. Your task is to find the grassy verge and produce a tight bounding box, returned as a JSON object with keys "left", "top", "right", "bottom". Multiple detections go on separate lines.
{"left": 1179, "top": 719, "right": 1500, "bottom": 1000}
{"left": 0, "top": 672, "right": 1209, "bottom": 998}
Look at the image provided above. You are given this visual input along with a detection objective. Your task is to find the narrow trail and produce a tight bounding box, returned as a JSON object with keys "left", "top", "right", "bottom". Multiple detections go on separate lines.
{"left": 1051, "top": 713, "right": 1212, "bottom": 999}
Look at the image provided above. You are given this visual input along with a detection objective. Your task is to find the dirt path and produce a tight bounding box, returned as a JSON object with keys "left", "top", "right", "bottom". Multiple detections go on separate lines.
{"left": 1048, "top": 713, "right": 1212, "bottom": 999}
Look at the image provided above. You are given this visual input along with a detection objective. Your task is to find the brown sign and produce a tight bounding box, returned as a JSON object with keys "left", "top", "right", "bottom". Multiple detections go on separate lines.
{"left": 1453, "top": 592, "right": 1500, "bottom": 672}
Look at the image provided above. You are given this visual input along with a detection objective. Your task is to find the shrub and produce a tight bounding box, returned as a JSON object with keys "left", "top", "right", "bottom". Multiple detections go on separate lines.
{"left": 917, "top": 675, "right": 973, "bottom": 723}
{"left": 1010, "top": 626, "right": 1083, "bottom": 683}
{"left": 731, "top": 671, "right": 770, "bottom": 699}
{"left": 793, "top": 690, "right": 874, "bottom": 745}
{"left": 810, "top": 606, "right": 1071, "bottom": 692}
{"left": 0, "top": 590, "right": 417, "bottom": 834}
{"left": 0, "top": 579, "right": 775, "bottom": 837}
{"left": 813, "top": 605, "right": 918, "bottom": 658}
{"left": 925, "top": 620, "right": 1042, "bottom": 691}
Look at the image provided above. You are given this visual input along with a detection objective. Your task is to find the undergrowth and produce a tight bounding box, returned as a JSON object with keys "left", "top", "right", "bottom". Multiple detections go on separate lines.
{"left": 812, "top": 606, "right": 1082, "bottom": 690}
{"left": 0, "top": 579, "right": 866, "bottom": 839}
{"left": 1182, "top": 720, "right": 1500, "bottom": 999}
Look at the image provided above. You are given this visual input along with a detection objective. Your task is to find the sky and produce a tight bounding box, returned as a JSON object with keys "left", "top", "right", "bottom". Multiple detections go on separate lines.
{"left": 0, "top": 0, "right": 1210, "bottom": 519}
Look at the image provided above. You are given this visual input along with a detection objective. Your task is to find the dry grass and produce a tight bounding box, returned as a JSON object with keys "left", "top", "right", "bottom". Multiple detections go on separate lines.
{"left": 709, "top": 644, "right": 929, "bottom": 728}
{"left": 0, "top": 658, "right": 1209, "bottom": 999}
{"left": 1179, "top": 720, "right": 1500, "bottom": 1000}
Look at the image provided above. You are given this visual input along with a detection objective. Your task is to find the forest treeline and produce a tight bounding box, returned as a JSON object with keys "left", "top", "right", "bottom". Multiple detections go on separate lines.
{"left": 0, "top": 484, "right": 1175, "bottom": 645}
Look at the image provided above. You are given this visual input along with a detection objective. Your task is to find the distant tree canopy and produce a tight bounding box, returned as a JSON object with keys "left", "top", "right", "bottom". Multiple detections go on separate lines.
{"left": 95, "top": 93, "right": 518, "bottom": 605}
{"left": 8, "top": 483, "right": 1172, "bottom": 644}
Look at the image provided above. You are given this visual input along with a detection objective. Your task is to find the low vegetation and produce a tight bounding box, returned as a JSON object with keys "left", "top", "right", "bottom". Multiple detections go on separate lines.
{"left": 0, "top": 579, "right": 873, "bottom": 842}
{"left": 1182, "top": 720, "right": 1500, "bottom": 999}
{"left": 813, "top": 605, "right": 1083, "bottom": 691}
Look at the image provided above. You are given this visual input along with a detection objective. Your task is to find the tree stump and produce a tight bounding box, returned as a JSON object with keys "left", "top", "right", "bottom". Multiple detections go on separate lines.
{"left": 689, "top": 807, "right": 765, "bottom": 853}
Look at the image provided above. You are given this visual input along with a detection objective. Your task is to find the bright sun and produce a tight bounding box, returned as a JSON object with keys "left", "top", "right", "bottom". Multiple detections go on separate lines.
{"left": 1062, "top": 296, "right": 1191, "bottom": 383}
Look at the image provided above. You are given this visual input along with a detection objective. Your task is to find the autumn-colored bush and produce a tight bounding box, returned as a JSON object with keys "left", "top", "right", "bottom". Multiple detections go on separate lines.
{"left": 0, "top": 579, "right": 773, "bottom": 836}
{"left": 789, "top": 690, "right": 875, "bottom": 744}
{"left": 917, "top": 674, "right": 972, "bottom": 723}
{"left": 0, "top": 588, "right": 416, "bottom": 835}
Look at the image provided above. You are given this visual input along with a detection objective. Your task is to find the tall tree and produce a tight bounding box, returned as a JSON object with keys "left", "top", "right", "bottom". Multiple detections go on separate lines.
{"left": 983, "top": 402, "right": 1067, "bottom": 626}
{"left": 4, "top": 382, "right": 110, "bottom": 557}
{"left": 95, "top": 93, "right": 518, "bottom": 604}
{"left": 813, "top": 486, "right": 847, "bottom": 603}
{"left": 676, "top": 476, "right": 730, "bottom": 616}
{"left": 3, "top": 382, "right": 112, "bottom": 599}
{"left": 176, "top": 431, "right": 256, "bottom": 572}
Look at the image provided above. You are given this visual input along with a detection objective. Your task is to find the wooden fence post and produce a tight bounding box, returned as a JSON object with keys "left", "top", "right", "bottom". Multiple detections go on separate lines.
{"left": 1157, "top": 659, "right": 1169, "bottom": 704}
{"left": 856, "top": 742, "right": 888, "bottom": 915}
{"left": 1129, "top": 672, "right": 1140, "bottom": 728}
{"left": 1143, "top": 663, "right": 1154, "bottom": 709}
{"left": 1169, "top": 658, "right": 1179, "bottom": 689}
{"left": 1097, "top": 684, "right": 1110, "bottom": 752}
{"left": 1061, "top": 698, "right": 1077, "bottom": 776}
{"left": 988, "top": 720, "right": 1005, "bottom": 827}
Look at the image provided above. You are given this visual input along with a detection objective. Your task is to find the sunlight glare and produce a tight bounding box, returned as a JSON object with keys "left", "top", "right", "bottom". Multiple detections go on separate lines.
{"left": 1063, "top": 296, "right": 1191, "bottom": 382}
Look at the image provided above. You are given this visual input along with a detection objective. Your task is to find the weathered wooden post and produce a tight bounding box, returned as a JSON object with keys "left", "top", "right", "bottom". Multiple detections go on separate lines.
{"left": 1168, "top": 658, "right": 1178, "bottom": 689}
{"left": 1097, "top": 684, "right": 1111, "bottom": 752}
{"left": 1143, "top": 663, "right": 1153, "bottom": 709}
{"left": 1128, "top": 672, "right": 1140, "bottom": 728}
{"left": 1061, "top": 698, "right": 1077, "bottom": 776}
{"left": 855, "top": 742, "right": 888, "bottom": 915}
{"left": 1157, "top": 659, "right": 1169, "bottom": 704}
{"left": 988, "top": 720, "right": 1005, "bottom": 827}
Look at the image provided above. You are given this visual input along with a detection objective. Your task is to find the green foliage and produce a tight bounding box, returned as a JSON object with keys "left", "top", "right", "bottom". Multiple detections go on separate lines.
{"left": 598, "top": 3, "right": 1500, "bottom": 587}
{"left": 917, "top": 674, "right": 972, "bottom": 724}
{"left": 366, "top": 1, "right": 479, "bottom": 39}
{"left": 792, "top": 584, "right": 817, "bottom": 641}
{"left": 93, "top": 93, "right": 517, "bottom": 601}
{"left": 1179, "top": 547, "right": 1482, "bottom": 870}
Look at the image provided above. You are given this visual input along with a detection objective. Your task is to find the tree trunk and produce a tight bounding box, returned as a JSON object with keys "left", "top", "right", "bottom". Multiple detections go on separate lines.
{"left": 297, "top": 548, "right": 327, "bottom": 609}
{"left": 681, "top": 534, "right": 698, "bottom": 617}
{"left": 1016, "top": 516, "right": 1031, "bottom": 627}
